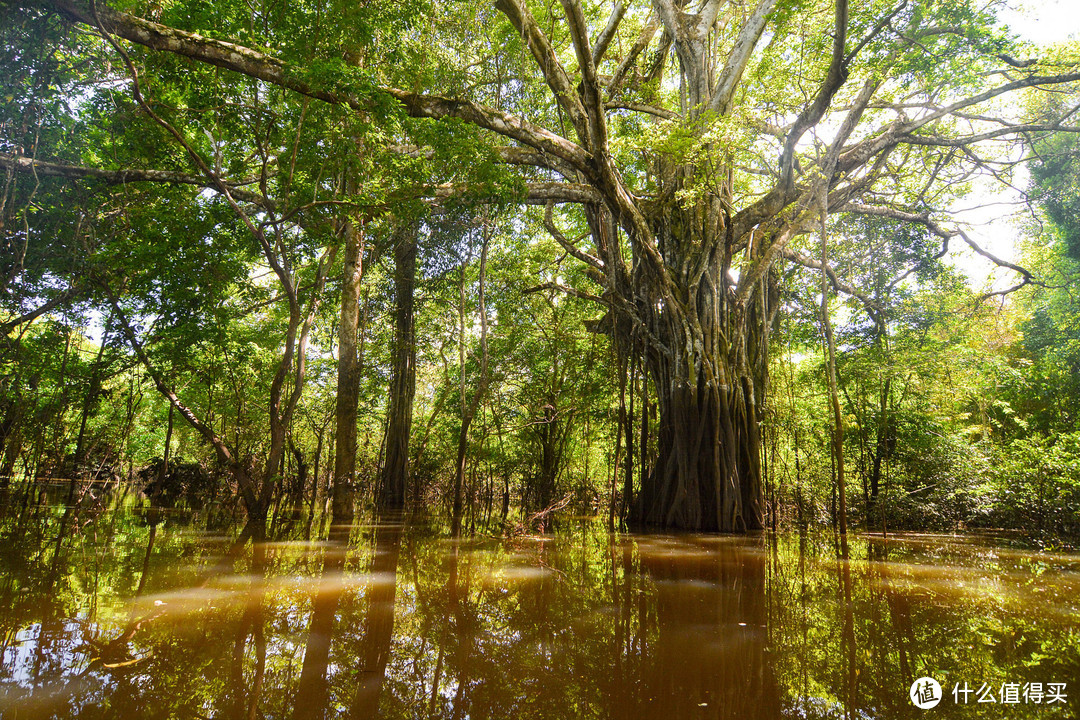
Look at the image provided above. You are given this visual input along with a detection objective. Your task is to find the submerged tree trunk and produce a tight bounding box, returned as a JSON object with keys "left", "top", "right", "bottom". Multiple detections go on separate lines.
{"left": 637, "top": 364, "right": 769, "bottom": 532}
{"left": 379, "top": 222, "right": 417, "bottom": 510}
{"left": 332, "top": 220, "right": 364, "bottom": 527}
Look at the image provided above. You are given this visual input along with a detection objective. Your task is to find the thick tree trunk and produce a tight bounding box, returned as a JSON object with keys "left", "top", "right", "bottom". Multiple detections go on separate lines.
{"left": 379, "top": 222, "right": 417, "bottom": 509}
{"left": 638, "top": 373, "right": 766, "bottom": 532}
{"left": 332, "top": 220, "right": 363, "bottom": 526}
{"left": 631, "top": 196, "right": 776, "bottom": 533}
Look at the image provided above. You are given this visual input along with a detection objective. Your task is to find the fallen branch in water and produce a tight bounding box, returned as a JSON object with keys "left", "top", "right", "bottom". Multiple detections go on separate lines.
{"left": 504, "top": 493, "right": 574, "bottom": 535}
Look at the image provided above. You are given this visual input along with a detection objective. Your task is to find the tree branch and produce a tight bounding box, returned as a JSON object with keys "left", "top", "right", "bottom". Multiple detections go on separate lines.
{"left": 846, "top": 203, "right": 1034, "bottom": 279}
{"left": 899, "top": 123, "right": 1080, "bottom": 147}
{"left": 523, "top": 281, "right": 606, "bottom": 304}
{"left": 604, "top": 101, "right": 679, "bottom": 120}
{"left": 543, "top": 200, "right": 605, "bottom": 272}
{"left": 559, "top": 0, "right": 608, "bottom": 150}
{"left": 388, "top": 144, "right": 579, "bottom": 179}
{"left": 99, "top": 280, "right": 260, "bottom": 513}
{"left": 1, "top": 151, "right": 598, "bottom": 211}
{"left": 777, "top": 246, "right": 882, "bottom": 311}
{"left": 26, "top": 0, "right": 594, "bottom": 173}
{"left": 607, "top": 16, "right": 660, "bottom": 94}
{"left": 494, "top": 0, "right": 590, "bottom": 140}
{"left": 0, "top": 153, "right": 273, "bottom": 207}
{"left": 780, "top": 0, "right": 850, "bottom": 185}
{"left": 708, "top": 0, "right": 777, "bottom": 115}
{"left": 425, "top": 181, "right": 604, "bottom": 205}
{"left": 592, "top": 1, "right": 627, "bottom": 65}
{"left": 0, "top": 284, "right": 83, "bottom": 334}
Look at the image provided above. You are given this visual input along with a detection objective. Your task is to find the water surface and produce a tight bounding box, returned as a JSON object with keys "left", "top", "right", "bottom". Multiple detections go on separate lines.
{"left": 0, "top": 496, "right": 1077, "bottom": 718}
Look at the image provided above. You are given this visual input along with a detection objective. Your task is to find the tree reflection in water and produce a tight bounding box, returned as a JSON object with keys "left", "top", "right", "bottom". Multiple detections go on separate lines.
{"left": 0, "top": 503, "right": 1078, "bottom": 719}
{"left": 351, "top": 519, "right": 403, "bottom": 717}
{"left": 292, "top": 515, "right": 402, "bottom": 720}
{"left": 632, "top": 537, "right": 780, "bottom": 719}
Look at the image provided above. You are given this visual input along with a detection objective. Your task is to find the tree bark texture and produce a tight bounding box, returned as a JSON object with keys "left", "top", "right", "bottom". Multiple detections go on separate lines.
{"left": 627, "top": 179, "right": 778, "bottom": 532}
{"left": 379, "top": 222, "right": 417, "bottom": 510}
{"left": 332, "top": 220, "right": 363, "bottom": 526}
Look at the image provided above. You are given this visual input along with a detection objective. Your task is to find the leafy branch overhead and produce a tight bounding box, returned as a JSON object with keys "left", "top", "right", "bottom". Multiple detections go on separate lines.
{"left": 8, "top": 0, "right": 1078, "bottom": 295}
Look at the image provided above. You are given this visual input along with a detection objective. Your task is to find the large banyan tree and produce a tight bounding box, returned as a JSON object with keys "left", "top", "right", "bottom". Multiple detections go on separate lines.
{"left": 5, "top": 0, "right": 1079, "bottom": 530}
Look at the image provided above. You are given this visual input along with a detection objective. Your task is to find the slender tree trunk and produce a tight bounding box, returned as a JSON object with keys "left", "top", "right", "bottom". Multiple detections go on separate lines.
{"left": 161, "top": 404, "right": 174, "bottom": 473}
{"left": 52, "top": 328, "right": 72, "bottom": 487}
{"left": 379, "top": 222, "right": 417, "bottom": 509}
{"left": 332, "top": 219, "right": 363, "bottom": 527}
{"left": 869, "top": 376, "right": 890, "bottom": 513}
{"left": 74, "top": 313, "right": 112, "bottom": 474}
{"left": 0, "top": 426, "right": 22, "bottom": 489}
{"left": 583, "top": 415, "right": 591, "bottom": 507}
{"left": 609, "top": 396, "right": 621, "bottom": 530}
{"left": 0, "top": 377, "right": 26, "bottom": 490}
{"left": 136, "top": 405, "right": 171, "bottom": 592}
{"left": 262, "top": 304, "right": 303, "bottom": 519}
{"left": 621, "top": 351, "right": 634, "bottom": 521}
{"left": 451, "top": 227, "right": 491, "bottom": 537}
{"left": 820, "top": 199, "right": 848, "bottom": 544}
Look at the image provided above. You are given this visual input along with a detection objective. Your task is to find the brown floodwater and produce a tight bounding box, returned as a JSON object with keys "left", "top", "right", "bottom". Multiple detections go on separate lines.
{"left": 0, "top": 495, "right": 1077, "bottom": 719}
